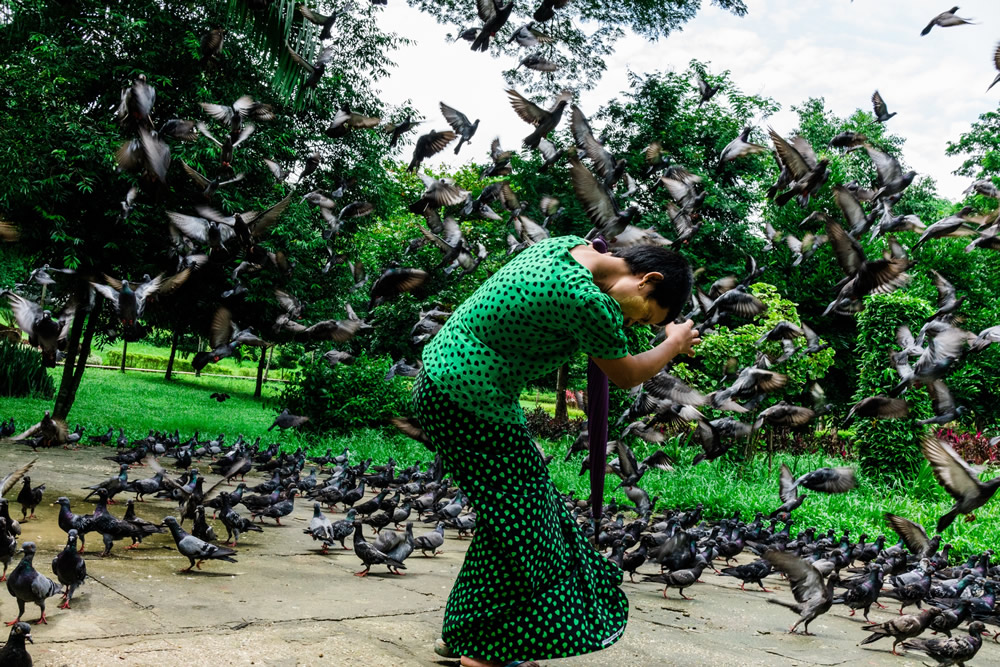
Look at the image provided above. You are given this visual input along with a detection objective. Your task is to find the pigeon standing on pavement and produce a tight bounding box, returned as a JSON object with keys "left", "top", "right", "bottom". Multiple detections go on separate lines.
{"left": 352, "top": 522, "right": 404, "bottom": 576}
{"left": 901, "top": 621, "right": 986, "bottom": 665}
{"left": 161, "top": 516, "right": 237, "bottom": 572}
{"left": 861, "top": 607, "right": 943, "bottom": 656}
{"left": 6, "top": 542, "right": 62, "bottom": 624}
{"left": 51, "top": 529, "right": 86, "bottom": 610}
{"left": 15, "top": 476, "right": 43, "bottom": 521}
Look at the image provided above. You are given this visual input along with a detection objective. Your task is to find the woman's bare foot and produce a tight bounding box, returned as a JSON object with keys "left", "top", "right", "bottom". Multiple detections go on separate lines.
{"left": 460, "top": 658, "right": 539, "bottom": 667}
{"left": 459, "top": 657, "right": 503, "bottom": 667}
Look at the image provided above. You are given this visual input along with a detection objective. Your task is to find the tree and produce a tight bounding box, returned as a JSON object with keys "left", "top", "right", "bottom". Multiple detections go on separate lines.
{"left": 946, "top": 108, "right": 1000, "bottom": 181}
{"left": 406, "top": 0, "right": 747, "bottom": 93}
{"left": 0, "top": 0, "right": 407, "bottom": 420}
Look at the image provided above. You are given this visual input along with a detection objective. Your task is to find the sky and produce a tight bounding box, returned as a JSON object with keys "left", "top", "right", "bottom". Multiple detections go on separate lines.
{"left": 373, "top": 1, "right": 1000, "bottom": 202}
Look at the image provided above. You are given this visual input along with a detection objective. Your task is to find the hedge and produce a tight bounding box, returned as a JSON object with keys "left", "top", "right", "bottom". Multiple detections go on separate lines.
{"left": 103, "top": 350, "right": 264, "bottom": 377}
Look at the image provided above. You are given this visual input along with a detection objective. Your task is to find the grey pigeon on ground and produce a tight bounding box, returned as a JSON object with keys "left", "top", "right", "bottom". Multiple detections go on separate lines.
{"left": 6, "top": 542, "right": 61, "bottom": 624}
{"left": 304, "top": 502, "right": 335, "bottom": 551}
{"left": 50, "top": 529, "right": 86, "bottom": 610}
{"left": 218, "top": 496, "right": 261, "bottom": 547}
{"left": 325, "top": 509, "right": 358, "bottom": 550}
{"left": 860, "top": 607, "right": 942, "bottom": 656}
{"left": 902, "top": 621, "right": 986, "bottom": 665}
{"left": 765, "top": 551, "right": 838, "bottom": 635}
{"left": 0, "top": 622, "right": 32, "bottom": 666}
{"left": 0, "top": 518, "right": 16, "bottom": 583}
{"left": 413, "top": 522, "right": 446, "bottom": 556}
{"left": 385, "top": 523, "right": 415, "bottom": 574}
{"left": 162, "top": 516, "right": 237, "bottom": 572}
{"left": 55, "top": 497, "right": 95, "bottom": 553}
{"left": 352, "top": 522, "right": 404, "bottom": 576}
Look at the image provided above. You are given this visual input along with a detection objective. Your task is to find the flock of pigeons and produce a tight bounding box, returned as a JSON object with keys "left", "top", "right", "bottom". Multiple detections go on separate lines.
{"left": 3, "top": 1, "right": 1000, "bottom": 665}
{"left": 0, "top": 425, "right": 487, "bottom": 665}
{"left": 0, "top": 416, "right": 997, "bottom": 665}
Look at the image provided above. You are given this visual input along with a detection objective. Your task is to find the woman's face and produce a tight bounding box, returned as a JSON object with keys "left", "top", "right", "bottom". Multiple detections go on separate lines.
{"left": 613, "top": 276, "right": 669, "bottom": 327}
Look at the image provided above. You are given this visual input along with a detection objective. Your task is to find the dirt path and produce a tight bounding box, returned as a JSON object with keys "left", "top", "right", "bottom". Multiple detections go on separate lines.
{"left": 0, "top": 446, "right": 990, "bottom": 666}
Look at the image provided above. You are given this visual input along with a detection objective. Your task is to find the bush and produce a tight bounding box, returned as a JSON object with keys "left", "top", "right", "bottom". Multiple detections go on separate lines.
{"left": 101, "top": 350, "right": 275, "bottom": 377}
{"left": 524, "top": 406, "right": 584, "bottom": 440}
{"left": 0, "top": 340, "right": 54, "bottom": 399}
{"left": 935, "top": 426, "right": 1000, "bottom": 465}
{"left": 671, "top": 282, "right": 836, "bottom": 410}
{"left": 278, "top": 351, "right": 412, "bottom": 435}
{"left": 853, "top": 291, "right": 934, "bottom": 480}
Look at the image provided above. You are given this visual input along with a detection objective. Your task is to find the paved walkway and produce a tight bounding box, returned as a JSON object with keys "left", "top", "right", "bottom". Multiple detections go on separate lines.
{"left": 0, "top": 445, "right": 989, "bottom": 666}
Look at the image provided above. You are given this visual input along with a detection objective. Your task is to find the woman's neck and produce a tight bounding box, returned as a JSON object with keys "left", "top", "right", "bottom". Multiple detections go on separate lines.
{"left": 569, "top": 244, "right": 628, "bottom": 292}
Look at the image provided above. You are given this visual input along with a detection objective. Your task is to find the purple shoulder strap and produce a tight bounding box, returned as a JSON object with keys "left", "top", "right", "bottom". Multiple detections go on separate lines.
{"left": 587, "top": 236, "right": 610, "bottom": 528}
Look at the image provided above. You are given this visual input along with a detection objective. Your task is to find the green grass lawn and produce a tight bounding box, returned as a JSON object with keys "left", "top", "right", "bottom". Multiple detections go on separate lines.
{"left": 4, "top": 365, "right": 997, "bottom": 558}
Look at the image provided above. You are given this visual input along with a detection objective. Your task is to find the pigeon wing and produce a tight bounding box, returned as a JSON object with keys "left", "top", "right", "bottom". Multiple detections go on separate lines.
{"left": 765, "top": 551, "right": 824, "bottom": 604}
{"left": 5, "top": 293, "right": 42, "bottom": 336}
{"left": 871, "top": 90, "right": 889, "bottom": 118}
{"left": 825, "top": 219, "right": 864, "bottom": 277}
{"left": 920, "top": 434, "right": 983, "bottom": 503}
{"left": 166, "top": 212, "right": 212, "bottom": 244}
{"left": 181, "top": 161, "right": 210, "bottom": 188}
{"left": 864, "top": 145, "right": 902, "bottom": 186}
{"left": 285, "top": 44, "right": 316, "bottom": 74}
{"left": 209, "top": 307, "right": 234, "bottom": 349}
{"left": 506, "top": 89, "right": 547, "bottom": 126}
{"left": 0, "top": 458, "right": 36, "bottom": 497}
{"left": 778, "top": 463, "right": 798, "bottom": 504}
{"left": 613, "top": 439, "right": 639, "bottom": 480}
{"left": 476, "top": 0, "right": 497, "bottom": 21}
{"left": 885, "top": 513, "right": 931, "bottom": 554}
{"left": 769, "top": 128, "right": 810, "bottom": 179}
{"left": 439, "top": 103, "right": 472, "bottom": 134}
{"left": 569, "top": 158, "right": 617, "bottom": 229}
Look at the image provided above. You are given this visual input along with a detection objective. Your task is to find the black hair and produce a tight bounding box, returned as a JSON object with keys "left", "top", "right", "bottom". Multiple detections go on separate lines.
{"left": 612, "top": 245, "right": 693, "bottom": 324}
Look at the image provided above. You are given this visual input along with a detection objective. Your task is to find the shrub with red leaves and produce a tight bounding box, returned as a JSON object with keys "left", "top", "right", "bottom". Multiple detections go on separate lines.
{"left": 935, "top": 427, "right": 1000, "bottom": 465}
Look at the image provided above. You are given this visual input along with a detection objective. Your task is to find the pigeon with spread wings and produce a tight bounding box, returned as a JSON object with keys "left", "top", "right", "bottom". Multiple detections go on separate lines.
{"left": 921, "top": 434, "right": 1000, "bottom": 532}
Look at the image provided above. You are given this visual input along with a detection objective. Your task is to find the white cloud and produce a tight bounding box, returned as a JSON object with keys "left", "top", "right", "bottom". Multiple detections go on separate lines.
{"left": 374, "top": 0, "right": 1000, "bottom": 204}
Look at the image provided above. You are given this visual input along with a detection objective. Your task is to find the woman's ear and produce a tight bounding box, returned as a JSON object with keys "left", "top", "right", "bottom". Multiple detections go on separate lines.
{"left": 639, "top": 271, "right": 664, "bottom": 289}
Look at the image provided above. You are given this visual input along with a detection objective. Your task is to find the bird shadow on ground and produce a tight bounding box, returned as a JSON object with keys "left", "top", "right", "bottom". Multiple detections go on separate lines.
{"left": 170, "top": 570, "right": 237, "bottom": 577}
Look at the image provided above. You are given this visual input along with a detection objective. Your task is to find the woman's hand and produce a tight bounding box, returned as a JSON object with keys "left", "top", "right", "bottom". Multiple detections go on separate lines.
{"left": 664, "top": 319, "right": 701, "bottom": 356}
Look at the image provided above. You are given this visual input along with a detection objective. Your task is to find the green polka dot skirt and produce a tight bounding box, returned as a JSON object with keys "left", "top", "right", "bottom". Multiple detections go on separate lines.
{"left": 413, "top": 373, "right": 629, "bottom": 662}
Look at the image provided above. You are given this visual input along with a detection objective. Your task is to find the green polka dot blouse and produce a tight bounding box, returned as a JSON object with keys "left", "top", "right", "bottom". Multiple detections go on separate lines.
{"left": 421, "top": 235, "right": 629, "bottom": 425}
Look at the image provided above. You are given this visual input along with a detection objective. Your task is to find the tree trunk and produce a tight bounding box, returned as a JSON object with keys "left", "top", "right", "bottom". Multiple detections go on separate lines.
{"left": 194, "top": 336, "right": 202, "bottom": 377}
{"left": 165, "top": 329, "right": 180, "bottom": 381}
{"left": 264, "top": 345, "right": 274, "bottom": 383}
{"left": 554, "top": 362, "right": 569, "bottom": 422}
{"left": 52, "top": 292, "right": 90, "bottom": 420}
{"left": 74, "top": 297, "right": 101, "bottom": 386}
{"left": 120, "top": 340, "right": 128, "bottom": 373}
{"left": 254, "top": 346, "right": 268, "bottom": 399}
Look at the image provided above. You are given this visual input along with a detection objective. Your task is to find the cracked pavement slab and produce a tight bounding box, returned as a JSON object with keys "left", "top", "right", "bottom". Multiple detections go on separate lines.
{"left": 0, "top": 446, "right": 992, "bottom": 666}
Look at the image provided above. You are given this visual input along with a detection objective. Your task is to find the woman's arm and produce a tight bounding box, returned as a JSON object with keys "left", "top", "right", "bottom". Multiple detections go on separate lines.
{"left": 591, "top": 320, "right": 701, "bottom": 389}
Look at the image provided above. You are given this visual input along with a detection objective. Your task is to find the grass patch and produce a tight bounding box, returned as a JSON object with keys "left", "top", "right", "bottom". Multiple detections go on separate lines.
{"left": 4, "top": 366, "right": 997, "bottom": 558}
{"left": 542, "top": 434, "right": 1000, "bottom": 559}
{"left": 5, "top": 368, "right": 283, "bottom": 439}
